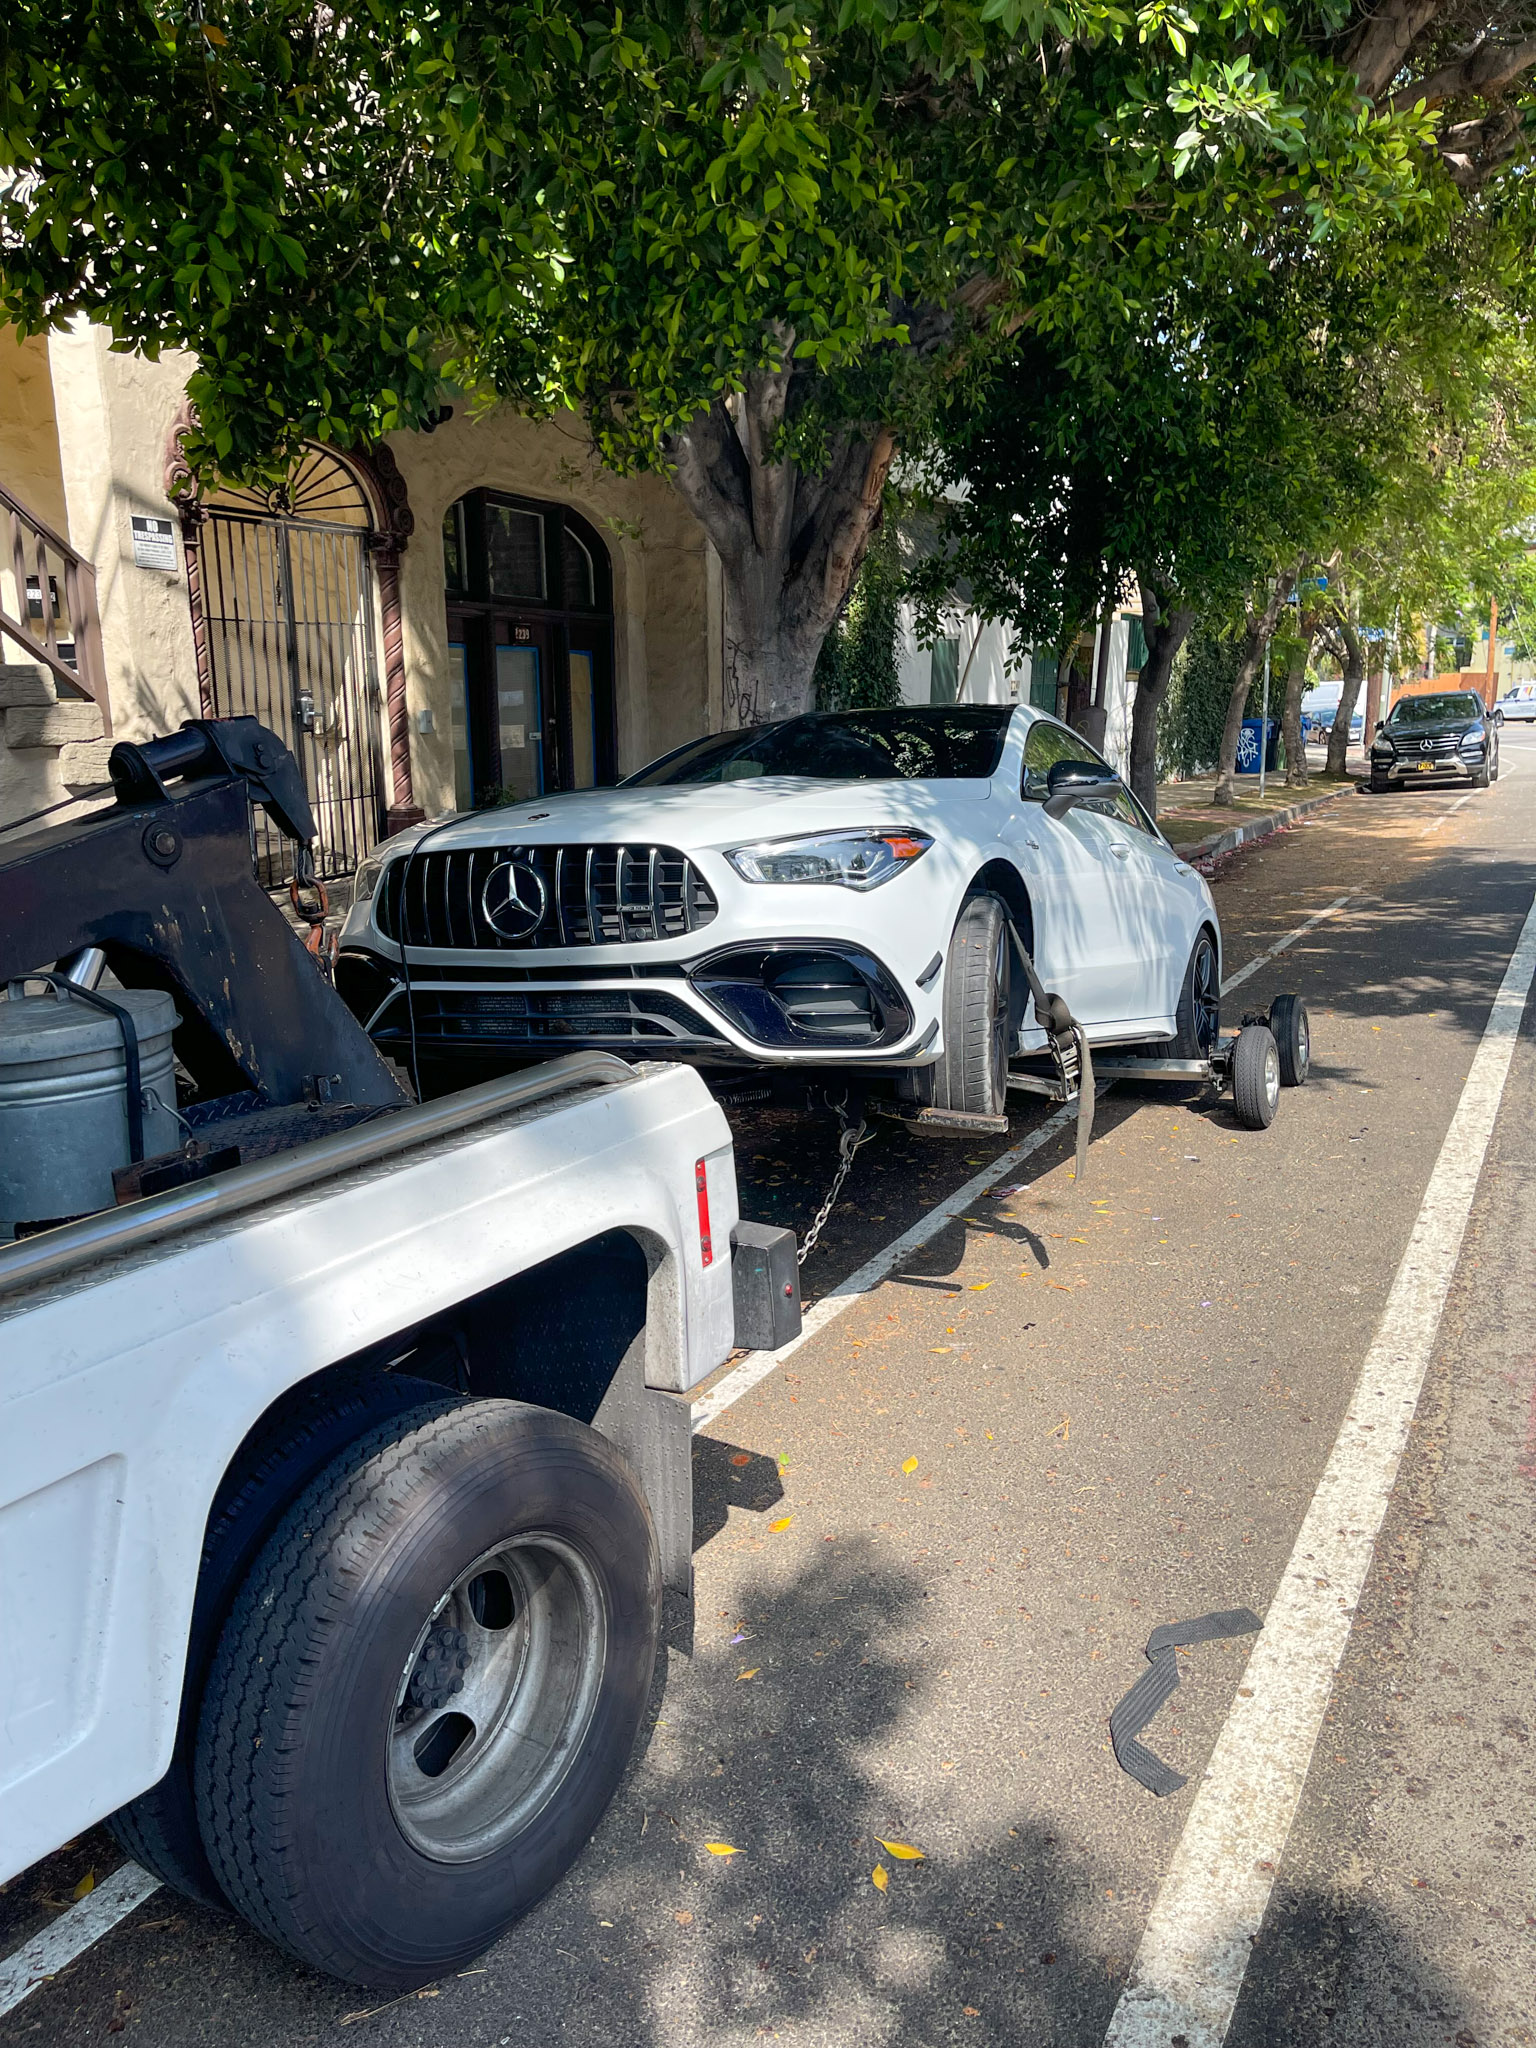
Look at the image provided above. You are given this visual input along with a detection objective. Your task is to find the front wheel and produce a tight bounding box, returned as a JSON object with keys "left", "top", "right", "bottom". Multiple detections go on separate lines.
{"left": 931, "top": 893, "right": 1012, "bottom": 1118}
{"left": 194, "top": 1400, "right": 661, "bottom": 1988}
{"left": 1172, "top": 931, "right": 1221, "bottom": 1060}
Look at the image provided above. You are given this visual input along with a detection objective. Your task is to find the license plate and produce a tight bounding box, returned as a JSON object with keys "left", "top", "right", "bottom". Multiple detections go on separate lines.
{"left": 1418, "top": 761, "right": 1437, "bottom": 772}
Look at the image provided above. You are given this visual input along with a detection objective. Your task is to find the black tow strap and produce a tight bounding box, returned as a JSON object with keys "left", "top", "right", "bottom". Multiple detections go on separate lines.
{"left": 1109, "top": 1608, "right": 1263, "bottom": 1797}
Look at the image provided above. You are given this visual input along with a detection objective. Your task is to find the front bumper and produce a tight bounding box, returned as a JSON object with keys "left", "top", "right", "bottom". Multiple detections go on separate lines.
{"left": 1371, "top": 748, "right": 1484, "bottom": 781}
{"left": 336, "top": 938, "right": 926, "bottom": 1070}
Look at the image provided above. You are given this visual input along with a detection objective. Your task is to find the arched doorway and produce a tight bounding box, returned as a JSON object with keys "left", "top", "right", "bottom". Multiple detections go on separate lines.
{"left": 442, "top": 489, "right": 616, "bottom": 809}
{"left": 193, "top": 447, "right": 390, "bottom": 880}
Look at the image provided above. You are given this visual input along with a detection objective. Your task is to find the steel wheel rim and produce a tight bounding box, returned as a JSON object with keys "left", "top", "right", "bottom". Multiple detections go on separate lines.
{"left": 387, "top": 1534, "right": 607, "bottom": 1863}
{"left": 1192, "top": 940, "right": 1220, "bottom": 1056}
{"left": 1264, "top": 1042, "right": 1280, "bottom": 1109}
{"left": 1296, "top": 1011, "right": 1310, "bottom": 1073}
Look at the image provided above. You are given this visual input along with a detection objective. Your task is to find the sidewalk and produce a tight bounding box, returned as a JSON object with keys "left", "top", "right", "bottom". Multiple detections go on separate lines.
{"left": 1156, "top": 745, "right": 1365, "bottom": 859}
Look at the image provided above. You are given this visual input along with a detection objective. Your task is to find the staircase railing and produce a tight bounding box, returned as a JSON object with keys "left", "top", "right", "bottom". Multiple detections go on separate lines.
{"left": 0, "top": 480, "right": 111, "bottom": 733}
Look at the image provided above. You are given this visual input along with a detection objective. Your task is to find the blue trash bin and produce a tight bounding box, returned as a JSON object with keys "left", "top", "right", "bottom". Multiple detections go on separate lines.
{"left": 1237, "top": 717, "right": 1281, "bottom": 774}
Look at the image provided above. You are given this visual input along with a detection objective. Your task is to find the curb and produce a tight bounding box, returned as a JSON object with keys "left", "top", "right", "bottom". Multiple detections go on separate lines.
{"left": 1172, "top": 781, "right": 1356, "bottom": 866}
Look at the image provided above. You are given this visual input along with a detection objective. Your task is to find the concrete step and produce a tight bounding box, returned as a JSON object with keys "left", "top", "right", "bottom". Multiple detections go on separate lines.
{"left": 0, "top": 662, "right": 57, "bottom": 710}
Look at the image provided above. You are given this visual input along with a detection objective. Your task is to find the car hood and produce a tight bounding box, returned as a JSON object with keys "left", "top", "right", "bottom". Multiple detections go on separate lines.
{"left": 381, "top": 778, "right": 990, "bottom": 856}
{"left": 1381, "top": 717, "right": 1483, "bottom": 741}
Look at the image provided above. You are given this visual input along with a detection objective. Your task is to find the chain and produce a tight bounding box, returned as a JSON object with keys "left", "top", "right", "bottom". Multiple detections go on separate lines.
{"left": 797, "top": 1108, "right": 874, "bottom": 1266}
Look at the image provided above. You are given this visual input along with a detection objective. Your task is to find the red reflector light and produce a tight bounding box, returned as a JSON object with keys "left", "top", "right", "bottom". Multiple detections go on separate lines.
{"left": 695, "top": 1157, "right": 713, "bottom": 1267}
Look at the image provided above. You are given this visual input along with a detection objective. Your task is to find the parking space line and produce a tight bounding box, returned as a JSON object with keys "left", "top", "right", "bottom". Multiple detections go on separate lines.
{"left": 1104, "top": 886, "right": 1536, "bottom": 2048}
{"left": 1419, "top": 790, "right": 1477, "bottom": 837}
{"left": 1220, "top": 893, "right": 1352, "bottom": 995}
{"left": 0, "top": 1865, "right": 160, "bottom": 2017}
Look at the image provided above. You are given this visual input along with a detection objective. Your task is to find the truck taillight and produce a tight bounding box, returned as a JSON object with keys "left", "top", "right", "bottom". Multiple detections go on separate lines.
{"left": 695, "top": 1157, "right": 713, "bottom": 1267}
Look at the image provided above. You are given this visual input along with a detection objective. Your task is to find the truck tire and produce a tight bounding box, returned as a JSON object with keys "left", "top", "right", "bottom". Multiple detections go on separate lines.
{"left": 930, "top": 893, "right": 1012, "bottom": 1118}
{"left": 108, "top": 1368, "right": 459, "bottom": 1908}
{"left": 194, "top": 1399, "right": 661, "bottom": 1988}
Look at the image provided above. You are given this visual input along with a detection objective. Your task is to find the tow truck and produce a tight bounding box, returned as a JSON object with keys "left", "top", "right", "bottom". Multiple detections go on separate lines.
{"left": 0, "top": 720, "right": 799, "bottom": 1990}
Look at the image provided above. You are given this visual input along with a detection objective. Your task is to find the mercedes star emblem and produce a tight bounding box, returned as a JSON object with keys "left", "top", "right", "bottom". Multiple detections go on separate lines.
{"left": 481, "top": 855, "right": 548, "bottom": 940}
{"left": 1420, "top": 738, "right": 1435, "bottom": 752}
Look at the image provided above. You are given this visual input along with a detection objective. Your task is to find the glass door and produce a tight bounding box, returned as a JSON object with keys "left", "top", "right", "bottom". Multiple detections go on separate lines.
{"left": 491, "top": 621, "right": 548, "bottom": 801}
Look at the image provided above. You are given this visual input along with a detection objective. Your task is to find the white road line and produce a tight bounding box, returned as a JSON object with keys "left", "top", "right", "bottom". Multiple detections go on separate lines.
{"left": 1220, "top": 893, "right": 1352, "bottom": 995}
{"left": 1104, "top": 885, "right": 1536, "bottom": 2048}
{"left": 1419, "top": 790, "right": 1477, "bottom": 837}
{"left": 691, "top": 1101, "right": 1082, "bottom": 1432}
{"left": 696, "top": 896, "right": 1358, "bottom": 1436}
{"left": 0, "top": 1865, "right": 160, "bottom": 2016}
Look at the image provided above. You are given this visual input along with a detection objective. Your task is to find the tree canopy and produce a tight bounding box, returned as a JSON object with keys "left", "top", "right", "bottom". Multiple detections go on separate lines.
{"left": 5, "top": 0, "right": 1536, "bottom": 715}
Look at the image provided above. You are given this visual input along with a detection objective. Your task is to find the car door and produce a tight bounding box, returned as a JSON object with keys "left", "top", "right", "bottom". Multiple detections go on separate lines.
{"left": 1007, "top": 717, "right": 1146, "bottom": 1026}
{"left": 1070, "top": 778, "right": 1197, "bottom": 1027}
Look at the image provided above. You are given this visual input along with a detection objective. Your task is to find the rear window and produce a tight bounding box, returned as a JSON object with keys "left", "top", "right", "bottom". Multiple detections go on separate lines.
{"left": 1386, "top": 693, "right": 1484, "bottom": 726}
{"left": 622, "top": 707, "right": 1014, "bottom": 786}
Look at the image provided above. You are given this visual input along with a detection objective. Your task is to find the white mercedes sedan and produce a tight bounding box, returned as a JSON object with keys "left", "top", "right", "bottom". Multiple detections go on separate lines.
{"left": 336, "top": 706, "right": 1222, "bottom": 1116}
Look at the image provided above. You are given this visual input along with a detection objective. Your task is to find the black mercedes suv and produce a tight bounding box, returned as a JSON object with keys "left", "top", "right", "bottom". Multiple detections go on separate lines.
{"left": 1368, "top": 689, "right": 1502, "bottom": 792}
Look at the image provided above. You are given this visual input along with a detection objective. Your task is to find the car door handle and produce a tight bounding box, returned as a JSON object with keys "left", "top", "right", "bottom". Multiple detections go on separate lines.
{"left": 1108, "top": 842, "right": 1132, "bottom": 859}
{"left": 1173, "top": 861, "right": 1194, "bottom": 875}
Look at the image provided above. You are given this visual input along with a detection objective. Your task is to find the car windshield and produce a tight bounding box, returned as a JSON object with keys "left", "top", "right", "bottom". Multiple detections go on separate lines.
{"left": 1386, "top": 693, "right": 1484, "bottom": 727}
{"left": 621, "top": 707, "right": 1015, "bottom": 786}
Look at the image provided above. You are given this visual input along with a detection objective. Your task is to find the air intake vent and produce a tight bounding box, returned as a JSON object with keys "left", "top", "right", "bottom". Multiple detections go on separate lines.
{"left": 377, "top": 846, "right": 718, "bottom": 949}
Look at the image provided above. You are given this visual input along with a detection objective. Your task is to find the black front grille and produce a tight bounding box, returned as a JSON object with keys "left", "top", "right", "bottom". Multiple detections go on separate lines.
{"left": 377, "top": 845, "right": 718, "bottom": 949}
{"left": 374, "top": 987, "right": 725, "bottom": 1046}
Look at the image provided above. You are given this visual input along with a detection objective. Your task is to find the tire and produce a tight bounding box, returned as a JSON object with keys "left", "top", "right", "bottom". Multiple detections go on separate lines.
{"left": 107, "top": 1367, "right": 459, "bottom": 1907}
{"left": 1368, "top": 774, "right": 1391, "bottom": 793}
{"left": 1172, "top": 931, "right": 1221, "bottom": 1060}
{"left": 1472, "top": 763, "right": 1490, "bottom": 789}
{"left": 1231, "top": 1024, "right": 1281, "bottom": 1129}
{"left": 931, "top": 893, "right": 1011, "bottom": 1117}
{"left": 194, "top": 1399, "right": 660, "bottom": 1988}
{"left": 1268, "top": 993, "right": 1310, "bottom": 1087}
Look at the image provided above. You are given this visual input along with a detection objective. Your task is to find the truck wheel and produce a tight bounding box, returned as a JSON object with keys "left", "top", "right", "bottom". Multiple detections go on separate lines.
{"left": 1268, "top": 993, "right": 1311, "bottom": 1087}
{"left": 1231, "top": 1024, "right": 1281, "bottom": 1129}
{"left": 107, "top": 1367, "right": 459, "bottom": 1908}
{"left": 194, "top": 1400, "right": 660, "bottom": 1988}
{"left": 1172, "top": 931, "right": 1221, "bottom": 1059}
{"left": 931, "top": 893, "right": 1011, "bottom": 1117}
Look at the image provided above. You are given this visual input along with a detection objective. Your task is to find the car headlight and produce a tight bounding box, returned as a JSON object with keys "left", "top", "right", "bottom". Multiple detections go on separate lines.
{"left": 725, "top": 828, "right": 934, "bottom": 890}
{"left": 1459, "top": 726, "right": 1485, "bottom": 751}
{"left": 352, "top": 853, "right": 389, "bottom": 903}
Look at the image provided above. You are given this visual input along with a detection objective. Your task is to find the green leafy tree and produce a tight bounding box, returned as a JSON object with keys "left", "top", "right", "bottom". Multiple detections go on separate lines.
{"left": 6, "top": 0, "right": 1536, "bottom": 721}
{"left": 813, "top": 514, "right": 903, "bottom": 711}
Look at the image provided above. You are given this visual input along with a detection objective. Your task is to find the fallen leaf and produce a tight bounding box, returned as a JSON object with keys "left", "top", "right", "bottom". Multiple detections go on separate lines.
{"left": 1068, "top": 1236, "right": 1087, "bottom": 1243}
{"left": 71, "top": 1870, "right": 95, "bottom": 1901}
{"left": 902, "top": 1456, "right": 919, "bottom": 1474}
{"left": 769, "top": 1516, "right": 793, "bottom": 1532}
{"left": 736, "top": 1668, "right": 760, "bottom": 1682}
{"left": 877, "top": 1839, "right": 926, "bottom": 1861}
{"left": 968, "top": 1281, "right": 992, "bottom": 1291}
{"left": 929, "top": 1345, "right": 953, "bottom": 1353}
{"left": 730, "top": 1452, "right": 751, "bottom": 1467}
{"left": 964, "top": 2007, "right": 982, "bottom": 2017}
{"left": 675, "top": 1909, "right": 694, "bottom": 1925}
{"left": 705, "top": 1842, "right": 738, "bottom": 1857}
{"left": 872, "top": 1864, "right": 889, "bottom": 1892}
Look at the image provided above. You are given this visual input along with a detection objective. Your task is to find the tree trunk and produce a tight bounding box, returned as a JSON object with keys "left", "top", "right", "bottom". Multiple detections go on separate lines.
{"left": 1281, "top": 634, "right": 1314, "bottom": 787}
{"left": 1213, "top": 567, "right": 1299, "bottom": 804}
{"left": 1326, "top": 616, "right": 1366, "bottom": 778}
{"left": 1128, "top": 578, "right": 1195, "bottom": 817}
{"left": 666, "top": 365, "right": 896, "bottom": 725}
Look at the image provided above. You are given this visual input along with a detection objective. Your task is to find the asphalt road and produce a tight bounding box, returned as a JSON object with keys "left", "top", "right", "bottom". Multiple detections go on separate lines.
{"left": 5, "top": 750, "right": 1534, "bottom": 2048}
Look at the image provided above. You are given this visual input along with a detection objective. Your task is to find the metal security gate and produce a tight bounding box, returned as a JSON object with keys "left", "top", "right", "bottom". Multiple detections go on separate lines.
{"left": 200, "top": 452, "right": 386, "bottom": 883}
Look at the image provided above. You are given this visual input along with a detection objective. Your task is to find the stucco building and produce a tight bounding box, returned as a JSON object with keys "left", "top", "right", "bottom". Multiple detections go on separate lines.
{"left": 1, "top": 321, "right": 721, "bottom": 871}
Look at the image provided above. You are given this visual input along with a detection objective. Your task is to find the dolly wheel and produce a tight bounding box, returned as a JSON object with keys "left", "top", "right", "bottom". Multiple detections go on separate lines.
{"left": 1232, "top": 1025, "right": 1281, "bottom": 1130}
{"left": 1268, "top": 994, "right": 1311, "bottom": 1087}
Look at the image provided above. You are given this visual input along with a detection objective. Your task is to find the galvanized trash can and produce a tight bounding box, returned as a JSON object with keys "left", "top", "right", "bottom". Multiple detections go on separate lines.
{"left": 0, "top": 986, "right": 179, "bottom": 1238}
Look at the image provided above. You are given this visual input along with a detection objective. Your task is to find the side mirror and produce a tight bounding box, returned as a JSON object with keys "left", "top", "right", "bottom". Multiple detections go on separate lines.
{"left": 1374, "top": 721, "right": 1386, "bottom": 736}
{"left": 1043, "top": 758, "right": 1122, "bottom": 820}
